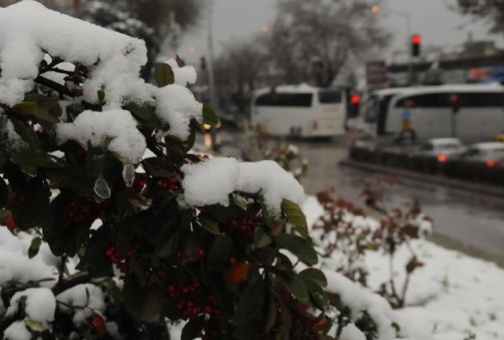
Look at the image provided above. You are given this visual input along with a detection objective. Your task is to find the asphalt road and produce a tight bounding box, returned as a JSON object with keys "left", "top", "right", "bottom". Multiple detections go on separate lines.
{"left": 213, "top": 130, "right": 504, "bottom": 266}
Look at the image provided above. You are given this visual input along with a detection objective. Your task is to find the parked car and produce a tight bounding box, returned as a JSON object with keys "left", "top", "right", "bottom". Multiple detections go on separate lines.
{"left": 445, "top": 142, "right": 504, "bottom": 181}
{"left": 409, "top": 138, "right": 466, "bottom": 173}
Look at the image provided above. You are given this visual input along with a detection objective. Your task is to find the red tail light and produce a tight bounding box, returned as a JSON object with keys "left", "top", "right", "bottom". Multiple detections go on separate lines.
{"left": 437, "top": 154, "right": 447, "bottom": 163}
{"left": 486, "top": 160, "right": 497, "bottom": 168}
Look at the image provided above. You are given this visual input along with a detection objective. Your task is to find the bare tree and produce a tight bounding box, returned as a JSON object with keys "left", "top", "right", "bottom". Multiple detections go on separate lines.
{"left": 267, "top": 0, "right": 389, "bottom": 87}
{"left": 455, "top": 0, "right": 504, "bottom": 33}
{"left": 214, "top": 38, "right": 268, "bottom": 114}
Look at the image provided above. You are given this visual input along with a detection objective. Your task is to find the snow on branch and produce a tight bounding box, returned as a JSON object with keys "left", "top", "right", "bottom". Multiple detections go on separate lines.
{"left": 181, "top": 158, "right": 306, "bottom": 217}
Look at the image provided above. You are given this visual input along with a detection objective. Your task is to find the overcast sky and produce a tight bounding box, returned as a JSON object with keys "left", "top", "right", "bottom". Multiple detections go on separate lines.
{"left": 173, "top": 0, "right": 503, "bottom": 65}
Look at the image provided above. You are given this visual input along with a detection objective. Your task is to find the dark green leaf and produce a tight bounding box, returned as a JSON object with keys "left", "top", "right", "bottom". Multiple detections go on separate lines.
{"left": 208, "top": 235, "right": 233, "bottom": 270}
{"left": 233, "top": 279, "right": 266, "bottom": 325}
{"left": 181, "top": 314, "right": 206, "bottom": 340}
{"left": 254, "top": 227, "right": 272, "bottom": 249}
{"left": 281, "top": 199, "right": 309, "bottom": 238}
{"left": 275, "top": 234, "right": 318, "bottom": 265}
{"left": 153, "top": 63, "right": 175, "bottom": 87}
{"left": 202, "top": 104, "right": 220, "bottom": 127}
{"left": 285, "top": 277, "right": 309, "bottom": 303}
{"left": 199, "top": 218, "right": 220, "bottom": 235}
{"left": 97, "top": 90, "right": 105, "bottom": 102}
{"left": 0, "top": 177, "right": 7, "bottom": 208}
{"left": 298, "top": 268, "right": 328, "bottom": 288}
{"left": 12, "top": 102, "right": 37, "bottom": 115}
{"left": 123, "top": 275, "right": 148, "bottom": 317}
{"left": 28, "top": 237, "right": 42, "bottom": 259}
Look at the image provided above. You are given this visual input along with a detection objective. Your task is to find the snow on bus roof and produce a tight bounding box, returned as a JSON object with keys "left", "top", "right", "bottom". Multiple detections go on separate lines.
{"left": 254, "top": 83, "right": 343, "bottom": 96}
{"left": 374, "top": 84, "right": 504, "bottom": 99}
{"left": 471, "top": 142, "right": 504, "bottom": 151}
{"left": 428, "top": 138, "right": 463, "bottom": 146}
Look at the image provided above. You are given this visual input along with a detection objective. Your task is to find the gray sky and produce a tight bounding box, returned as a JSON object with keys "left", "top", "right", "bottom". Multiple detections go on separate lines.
{"left": 174, "top": 0, "right": 503, "bottom": 65}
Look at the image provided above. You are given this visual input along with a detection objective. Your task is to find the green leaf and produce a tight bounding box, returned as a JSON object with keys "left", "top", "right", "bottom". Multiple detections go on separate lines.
{"left": 202, "top": 104, "right": 220, "bottom": 127}
{"left": 254, "top": 227, "right": 272, "bottom": 249}
{"left": 123, "top": 275, "right": 148, "bottom": 317}
{"left": 199, "top": 218, "right": 220, "bottom": 235}
{"left": 153, "top": 63, "right": 175, "bottom": 87}
{"left": 285, "top": 277, "right": 309, "bottom": 303}
{"left": 208, "top": 235, "right": 233, "bottom": 270}
{"left": 154, "top": 209, "right": 190, "bottom": 259}
{"left": 12, "top": 178, "right": 50, "bottom": 231}
{"left": 298, "top": 268, "right": 328, "bottom": 288}
{"left": 0, "top": 177, "right": 8, "bottom": 209}
{"left": 181, "top": 314, "right": 207, "bottom": 340}
{"left": 97, "top": 90, "right": 106, "bottom": 102}
{"left": 32, "top": 108, "right": 60, "bottom": 123}
{"left": 281, "top": 199, "right": 309, "bottom": 238}
{"left": 275, "top": 234, "right": 318, "bottom": 265}
{"left": 265, "top": 295, "right": 277, "bottom": 332}
{"left": 28, "top": 237, "right": 42, "bottom": 259}
{"left": 10, "top": 117, "right": 40, "bottom": 150}
{"left": 12, "top": 102, "right": 37, "bottom": 115}
{"left": 233, "top": 279, "right": 266, "bottom": 325}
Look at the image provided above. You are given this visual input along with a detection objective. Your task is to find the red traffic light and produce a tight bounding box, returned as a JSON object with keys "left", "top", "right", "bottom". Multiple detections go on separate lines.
{"left": 412, "top": 34, "right": 421, "bottom": 45}
{"left": 351, "top": 94, "right": 361, "bottom": 104}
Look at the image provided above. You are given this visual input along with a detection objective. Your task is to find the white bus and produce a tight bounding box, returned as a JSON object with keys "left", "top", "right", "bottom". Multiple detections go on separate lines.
{"left": 251, "top": 84, "right": 349, "bottom": 138}
{"left": 364, "top": 84, "right": 504, "bottom": 142}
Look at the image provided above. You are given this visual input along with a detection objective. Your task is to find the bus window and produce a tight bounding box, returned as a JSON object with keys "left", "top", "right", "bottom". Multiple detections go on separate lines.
{"left": 396, "top": 93, "right": 450, "bottom": 108}
{"left": 319, "top": 90, "right": 342, "bottom": 104}
{"left": 255, "top": 93, "right": 313, "bottom": 107}
{"left": 458, "top": 93, "right": 504, "bottom": 107}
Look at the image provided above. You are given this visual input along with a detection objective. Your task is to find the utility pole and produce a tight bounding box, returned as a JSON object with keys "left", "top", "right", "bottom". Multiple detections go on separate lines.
{"left": 207, "top": 0, "right": 218, "bottom": 150}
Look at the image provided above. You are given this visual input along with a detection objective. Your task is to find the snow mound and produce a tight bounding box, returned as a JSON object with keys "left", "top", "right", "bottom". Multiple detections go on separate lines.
{"left": 6, "top": 288, "right": 56, "bottom": 328}
{"left": 181, "top": 158, "right": 305, "bottom": 217}
{"left": 4, "top": 321, "right": 31, "bottom": 340}
{"left": 56, "top": 109, "right": 147, "bottom": 164}
{"left": 0, "top": 0, "right": 147, "bottom": 107}
{"left": 57, "top": 284, "right": 106, "bottom": 325}
{"left": 156, "top": 85, "right": 203, "bottom": 140}
{"left": 166, "top": 59, "right": 198, "bottom": 86}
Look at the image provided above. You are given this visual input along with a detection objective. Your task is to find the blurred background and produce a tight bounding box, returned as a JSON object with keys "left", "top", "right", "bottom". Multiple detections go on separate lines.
{"left": 2, "top": 0, "right": 504, "bottom": 268}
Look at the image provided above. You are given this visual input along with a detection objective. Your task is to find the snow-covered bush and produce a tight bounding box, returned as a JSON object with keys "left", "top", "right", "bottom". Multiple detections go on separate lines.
{"left": 312, "top": 179, "right": 433, "bottom": 309}
{"left": 0, "top": 2, "right": 332, "bottom": 340}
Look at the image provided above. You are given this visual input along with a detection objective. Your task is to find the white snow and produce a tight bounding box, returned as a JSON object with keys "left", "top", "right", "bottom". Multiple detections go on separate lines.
{"left": 340, "top": 323, "right": 366, "bottom": 340}
{"left": 3, "top": 321, "right": 31, "bottom": 340}
{"left": 57, "top": 284, "right": 106, "bottom": 325}
{"left": 165, "top": 59, "right": 197, "bottom": 87}
{"left": 303, "top": 196, "right": 504, "bottom": 340}
{"left": 6, "top": 288, "right": 56, "bottom": 328}
{"left": 56, "top": 109, "right": 147, "bottom": 164}
{"left": 155, "top": 85, "right": 203, "bottom": 140}
{"left": 0, "top": 0, "right": 147, "bottom": 107}
{"left": 181, "top": 158, "right": 305, "bottom": 217}
{"left": 0, "top": 228, "right": 57, "bottom": 286}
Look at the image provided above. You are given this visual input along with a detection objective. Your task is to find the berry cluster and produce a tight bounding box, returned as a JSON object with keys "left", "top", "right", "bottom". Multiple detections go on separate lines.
{"left": 64, "top": 196, "right": 110, "bottom": 223}
{"left": 222, "top": 216, "right": 261, "bottom": 237}
{"left": 105, "top": 245, "right": 138, "bottom": 280}
{"left": 91, "top": 314, "right": 106, "bottom": 338}
{"left": 167, "top": 276, "right": 219, "bottom": 319}
{"left": 154, "top": 177, "right": 180, "bottom": 191}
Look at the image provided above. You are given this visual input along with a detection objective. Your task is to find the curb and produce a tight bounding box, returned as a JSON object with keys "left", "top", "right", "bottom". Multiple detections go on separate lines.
{"left": 339, "top": 159, "right": 504, "bottom": 199}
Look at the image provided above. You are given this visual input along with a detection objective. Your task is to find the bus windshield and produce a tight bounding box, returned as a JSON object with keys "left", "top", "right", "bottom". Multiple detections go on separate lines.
{"left": 319, "top": 90, "right": 342, "bottom": 104}
{"left": 255, "top": 93, "right": 313, "bottom": 107}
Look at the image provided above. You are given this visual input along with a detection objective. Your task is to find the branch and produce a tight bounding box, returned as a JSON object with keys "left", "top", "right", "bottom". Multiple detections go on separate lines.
{"left": 0, "top": 272, "right": 93, "bottom": 335}
{"left": 34, "top": 75, "right": 74, "bottom": 98}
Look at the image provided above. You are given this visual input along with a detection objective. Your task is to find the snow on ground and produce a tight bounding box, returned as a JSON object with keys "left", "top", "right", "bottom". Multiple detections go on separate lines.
{"left": 303, "top": 197, "right": 504, "bottom": 340}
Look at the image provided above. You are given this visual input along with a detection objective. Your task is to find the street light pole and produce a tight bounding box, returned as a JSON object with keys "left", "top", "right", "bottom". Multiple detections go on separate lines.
{"left": 207, "top": 0, "right": 218, "bottom": 150}
{"left": 371, "top": 6, "right": 414, "bottom": 85}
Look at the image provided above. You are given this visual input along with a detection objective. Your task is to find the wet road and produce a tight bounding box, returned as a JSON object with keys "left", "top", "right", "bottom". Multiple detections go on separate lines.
{"left": 214, "top": 130, "right": 504, "bottom": 265}
{"left": 297, "top": 139, "right": 504, "bottom": 266}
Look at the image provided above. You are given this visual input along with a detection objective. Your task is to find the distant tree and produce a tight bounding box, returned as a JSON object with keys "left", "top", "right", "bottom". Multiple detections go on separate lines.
{"left": 214, "top": 38, "right": 268, "bottom": 114}
{"left": 82, "top": 0, "right": 202, "bottom": 79}
{"left": 267, "top": 0, "right": 389, "bottom": 87}
{"left": 456, "top": 0, "right": 504, "bottom": 33}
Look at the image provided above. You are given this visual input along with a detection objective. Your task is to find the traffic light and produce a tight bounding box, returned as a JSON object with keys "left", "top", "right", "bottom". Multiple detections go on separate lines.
{"left": 350, "top": 93, "right": 360, "bottom": 118}
{"left": 411, "top": 34, "right": 421, "bottom": 57}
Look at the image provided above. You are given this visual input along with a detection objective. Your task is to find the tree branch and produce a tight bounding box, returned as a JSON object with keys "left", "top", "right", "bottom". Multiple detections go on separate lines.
{"left": 34, "top": 75, "right": 74, "bottom": 98}
{"left": 0, "top": 272, "right": 93, "bottom": 335}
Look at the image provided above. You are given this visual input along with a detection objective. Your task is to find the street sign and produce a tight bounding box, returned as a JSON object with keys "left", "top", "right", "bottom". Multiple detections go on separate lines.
{"left": 366, "top": 60, "right": 388, "bottom": 89}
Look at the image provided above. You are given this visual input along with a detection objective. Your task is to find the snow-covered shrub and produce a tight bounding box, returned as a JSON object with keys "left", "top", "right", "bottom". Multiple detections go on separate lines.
{"left": 0, "top": 2, "right": 333, "bottom": 340}
{"left": 313, "top": 178, "right": 433, "bottom": 308}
